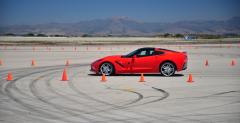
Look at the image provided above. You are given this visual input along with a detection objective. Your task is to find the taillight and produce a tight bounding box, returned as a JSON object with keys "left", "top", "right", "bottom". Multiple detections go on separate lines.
{"left": 182, "top": 52, "right": 187, "bottom": 61}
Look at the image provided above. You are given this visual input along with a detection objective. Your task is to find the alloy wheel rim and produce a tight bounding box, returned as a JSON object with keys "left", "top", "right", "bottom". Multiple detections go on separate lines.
{"left": 161, "top": 63, "right": 174, "bottom": 76}
{"left": 100, "top": 63, "right": 113, "bottom": 75}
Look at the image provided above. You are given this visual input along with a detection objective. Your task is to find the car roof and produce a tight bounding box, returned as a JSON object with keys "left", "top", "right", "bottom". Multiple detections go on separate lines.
{"left": 139, "top": 47, "right": 155, "bottom": 50}
{"left": 138, "top": 47, "right": 178, "bottom": 53}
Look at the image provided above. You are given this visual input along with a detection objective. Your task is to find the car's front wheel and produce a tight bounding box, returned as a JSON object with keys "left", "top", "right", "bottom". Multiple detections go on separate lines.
{"left": 160, "top": 62, "right": 176, "bottom": 76}
{"left": 99, "top": 62, "right": 115, "bottom": 75}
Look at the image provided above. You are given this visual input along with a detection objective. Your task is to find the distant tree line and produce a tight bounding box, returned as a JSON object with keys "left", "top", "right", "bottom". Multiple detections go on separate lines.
{"left": 156, "top": 33, "right": 240, "bottom": 39}
{"left": 156, "top": 33, "right": 185, "bottom": 38}
{"left": 1, "top": 32, "right": 240, "bottom": 39}
{"left": 2, "top": 33, "right": 66, "bottom": 37}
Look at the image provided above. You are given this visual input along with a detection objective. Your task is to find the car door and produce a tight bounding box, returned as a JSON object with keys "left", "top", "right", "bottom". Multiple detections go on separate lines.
{"left": 131, "top": 49, "right": 157, "bottom": 73}
{"left": 115, "top": 57, "right": 133, "bottom": 73}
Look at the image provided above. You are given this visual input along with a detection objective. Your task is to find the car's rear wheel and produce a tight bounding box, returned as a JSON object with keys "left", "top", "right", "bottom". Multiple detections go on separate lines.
{"left": 160, "top": 62, "right": 175, "bottom": 76}
{"left": 99, "top": 62, "right": 114, "bottom": 76}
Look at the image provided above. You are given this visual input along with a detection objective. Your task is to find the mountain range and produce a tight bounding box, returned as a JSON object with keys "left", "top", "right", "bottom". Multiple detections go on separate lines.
{"left": 0, "top": 16, "right": 240, "bottom": 36}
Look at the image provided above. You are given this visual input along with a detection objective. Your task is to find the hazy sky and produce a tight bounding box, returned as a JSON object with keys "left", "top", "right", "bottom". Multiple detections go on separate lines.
{"left": 0, "top": 0, "right": 239, "bottom": 25}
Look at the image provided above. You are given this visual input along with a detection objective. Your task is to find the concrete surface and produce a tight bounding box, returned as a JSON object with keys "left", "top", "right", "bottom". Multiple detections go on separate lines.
{"left": 1, "top": 36, "right": 240, "bottom": 45}
{"left": 0, "top": 44, "right": 240, "bottom": 123}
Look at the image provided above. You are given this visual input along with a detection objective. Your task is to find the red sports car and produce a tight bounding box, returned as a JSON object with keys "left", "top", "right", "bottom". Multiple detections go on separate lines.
{"left": 90, "top": 47, "right": 187, "bottom": 76}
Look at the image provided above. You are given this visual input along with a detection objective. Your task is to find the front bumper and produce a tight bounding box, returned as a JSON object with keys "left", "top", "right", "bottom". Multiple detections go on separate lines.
{"left": 90, "top": 63, "right": 98, "bottom": 73}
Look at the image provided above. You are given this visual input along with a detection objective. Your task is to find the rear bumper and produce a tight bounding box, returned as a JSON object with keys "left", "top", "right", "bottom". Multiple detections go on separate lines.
{"left": 182, "top": 62, "right": 187, "bottom": 70}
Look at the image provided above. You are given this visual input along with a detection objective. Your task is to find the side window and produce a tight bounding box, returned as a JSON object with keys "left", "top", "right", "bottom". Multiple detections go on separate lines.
{"left": 149, "top": 50, "right": 154, "bottom": 55}
{"left": 137, "top": 49, "right": 155, "bottom": 57}
{"left": 154, "top": 51, "right": 164, "bottom": 55}
{"left": 137, "top": 50, "right": 147, "bottom": 56}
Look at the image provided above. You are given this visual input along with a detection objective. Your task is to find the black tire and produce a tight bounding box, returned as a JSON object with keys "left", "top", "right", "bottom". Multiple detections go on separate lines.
{"left": 99, "top": 62, "right": 115, "bottom": 76}
{"left": 160, "top": 62, "right": 176, "bottom": 76}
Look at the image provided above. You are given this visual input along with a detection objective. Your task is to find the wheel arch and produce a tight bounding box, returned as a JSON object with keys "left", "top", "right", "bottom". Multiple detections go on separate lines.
{"left": 159, "top": 60, "right": 177, "bottom": 72}
{"left": 98, "top": 61, "right": 116, "bottom": 75}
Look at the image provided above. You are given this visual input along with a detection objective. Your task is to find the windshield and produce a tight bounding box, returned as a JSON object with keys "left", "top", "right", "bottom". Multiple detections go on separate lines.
{"left": 123, "top": 49, "right": 139, "bottom": 57}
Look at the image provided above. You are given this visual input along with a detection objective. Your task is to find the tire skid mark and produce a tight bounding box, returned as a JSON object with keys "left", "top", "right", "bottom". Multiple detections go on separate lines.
{"left": 131, "top": 85, "right": 207, "bottom": 123}
{"left": 0, "top": 70, "right": 34, "bottom": 95}
{"left": 71, "top": 74, "right": 185, "bottom": 122}
{"left": 122, "top": 84, "right": 205, "bottom": 122}
{"left": 140, "top": 87, "right": 169, "bottom": 105}
{"left": 100, "top": 85, "right": 179, "bottom": 122}
{"left": 171, "top": 90, "right": 240, "bottom": 100}
{"left": 3, "top": 66, "right": 70, "bottom": 98}
{"left": 29, "top": 70, "right": 100, "bottom": 123}
{"left": 69, "top": 71, "right": 144, "bottom": 123}
{"left": 172, "top": 100, "right": 240, "bottom": 115}
{"left": 3, "top": 65, "right": 86, "bottom": 123}
{"left": 68, "top": 75, "right": 173, "bottom": 122}
{"left": 0, "top": 64, "right": 88, "bottom": 96}
{"left": 0, "top": 106, "right": 60, "bottom": 123}
{"left": 28, "top": 64, "right": 139, "bottom": 122}
{"left": 0, "top": 66, "right": 61, "bottom": 95}
{"left": 104, "top": 85, "right": 144, "bottom": 106}
{"left": 68, "top": 78, "right": 124, "bottom": 109}
{"left": 60, "top": 72, "right": 162, "bottom": 123}
{"left": 0, "top": 80, "right": 10, "bottom": 96}
{"left": 1, "top": 64, "right": 200, "bottom": 123}
{"left": 159, "top": 91, "right": 240, "bottom": 118}
{"left": 0, "top": 63, "right": 122, "bottom": 123}
{"left": 112, "top": 84, "right": 170, "bottom": 108}
{"left": 183, "top": 73, "right": 240, "bottom": 78}
{"left": 74, "top": 66, "right": 200, "bottom": 122}
{"left": 44, "top": 71, "right": 137, "bottom": 123}
{"left": 5, "top": 75, "right": 75, "bottom": 122}
{"left": 165, "top": 100, "right": 240, "bottom": 123}
{"left": 0, "top": 65, "right": 58, "bottom": 74}
{"left": 138, "top": 86, "right": 240, "bottom": 122}
{"left": 180, "top": 112, "right": 240, "bottom": 117}
{"left": 102, "top": 84, "right": 203, "bottom": 123}
{"left": 144, "top": 85, "right": 228, "bottom": 122}
{"left": 0, "top": 63, "right": 226, "bottom": 122}
{"left": 214, "top": 90, "right": 240, "bottom": 95}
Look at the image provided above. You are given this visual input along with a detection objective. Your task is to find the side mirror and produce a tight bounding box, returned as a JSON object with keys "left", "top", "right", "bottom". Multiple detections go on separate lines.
{"left": 132, "top": 55, "right": 136, "bottom": 62}
{"left": 133, "top": 55, "right": 137, "bottom": 58}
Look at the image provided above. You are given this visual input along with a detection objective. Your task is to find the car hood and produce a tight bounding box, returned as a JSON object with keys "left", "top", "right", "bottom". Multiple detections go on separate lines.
{"left": 103, "top": 55, "right": 122, "bottom": 59}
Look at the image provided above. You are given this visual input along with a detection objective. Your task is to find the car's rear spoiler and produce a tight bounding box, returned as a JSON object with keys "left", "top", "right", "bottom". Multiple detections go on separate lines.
{"left": 182, "top": 51, "right": 187, "bottom": 54}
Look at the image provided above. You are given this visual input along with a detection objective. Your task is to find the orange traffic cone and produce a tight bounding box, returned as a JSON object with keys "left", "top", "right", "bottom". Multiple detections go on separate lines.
{"left": 61, "top": 68, "right": 68, "bottom": 81}
{"left": 66, "top": 60, "right": 69, "bottom": 66}
{"left": 205, "top": 59, "right": 209, "bottom": 67}
{"left": 187, "top": 74, "right": 194, "bottom": 83}
{"left": 0, "top": 59, "right": 2, "bottom": 66}
{"left": 101, "top": 73, "right": 107, "bottom": 82}
{"left": 139, "top": 73, "right": 145, "bottom": 82}
{"left": 231, "top": 60, "right": 236, "bottom": 66}
{"left": 7, "top": 72, "right": 13, "bottom": 81}
{"left": 31, "top": 59, "right": 36, "bottom": 67}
